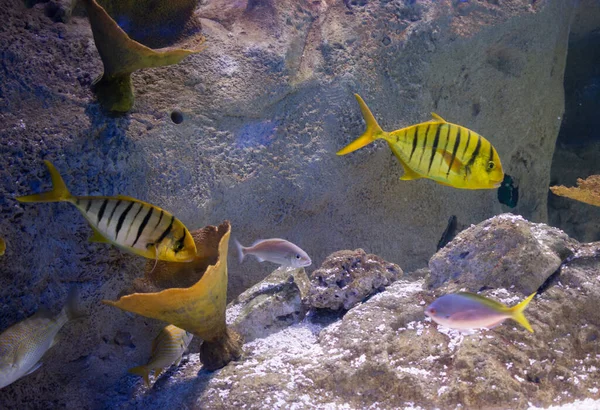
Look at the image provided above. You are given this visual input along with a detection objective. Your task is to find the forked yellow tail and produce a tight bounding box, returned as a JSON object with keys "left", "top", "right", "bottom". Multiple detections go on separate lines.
{"left": 16, "top": 161, "right": 72, "bottom": 203}
{"left": 128, "top": 365, "right": 151, "bottom": 387}
{"left": 508, "top": 292, "right": 536, "bottom": 333}
{"left": 336, "top": 94, "right": 387, "bottom": 155}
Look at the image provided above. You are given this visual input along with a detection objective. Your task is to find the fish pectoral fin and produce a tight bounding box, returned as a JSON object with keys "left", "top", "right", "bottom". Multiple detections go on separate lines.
{"left": 89, "top": 226, "right": 110, "bottom": 244}
{"left": 431, "top": 112, "right": 447, "bottom": 123}
{"left": 441, "top": 151, "right": 465, "bottom": 175}
{"left": 174, "top": 357, "right": 182, "bottom": 367}
{"left": 24, "top": 361, "right": 42, "bottom": 376}
{"left": 254, "top": 255, "right": 265, "bottom": 262}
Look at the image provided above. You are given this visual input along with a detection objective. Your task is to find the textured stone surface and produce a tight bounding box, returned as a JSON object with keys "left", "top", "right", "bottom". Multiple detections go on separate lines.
{"left": 106, "top": 231, "right": 600, "bottom": 409}
{"left": 0, "top": 0, "right": 581, "bottom": 407}
{"left": 227, "top": 266, "right": 310, "bottom": 342}
{"left": 428, "top": 213, "right": 578, "bottom": 295}
{"left": 308, "top": 248, "right": 402, "bottom": 310}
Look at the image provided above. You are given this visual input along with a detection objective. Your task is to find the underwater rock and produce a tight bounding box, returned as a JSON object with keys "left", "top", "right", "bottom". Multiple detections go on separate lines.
{"left": 103, "top": 222, "right": 243, "bottom": 371}
{"left": 428, "top": 213, "right": 578, "bottom": 295}
{"left": 117, "top": 231, "right": 600, "bottom": 409}
{"left": 81, "top": 0, "right": 204, "bottom": 112}
{"left": 227, "top": 266, "right": 310, "bottom": 342}
{"left": 307, "top": 249, "right": 403, "bottom": 311}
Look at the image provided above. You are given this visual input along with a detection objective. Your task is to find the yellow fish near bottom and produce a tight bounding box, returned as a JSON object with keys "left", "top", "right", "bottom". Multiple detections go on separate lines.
{"left": 337, "top": 94, "right": 505, "bottom": 190}
{"left": 129, "top": 325, "right": 193, "bottom": 387}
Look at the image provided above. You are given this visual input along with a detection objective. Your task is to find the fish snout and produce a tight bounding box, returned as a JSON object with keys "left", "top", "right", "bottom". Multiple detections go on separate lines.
{"left": 424, "top": 307, "right": 436, "bottom": 317}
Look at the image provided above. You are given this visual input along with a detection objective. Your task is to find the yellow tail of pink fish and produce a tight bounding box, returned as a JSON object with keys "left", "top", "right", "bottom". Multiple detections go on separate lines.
{"left": 508, "top": 292, "right": 536, "bottom": 333}
{"left": 336, "top": 94, "right": 387, "bottom": 155}
{"left": 128, "top": 365, "right": 151, "bottom": 387}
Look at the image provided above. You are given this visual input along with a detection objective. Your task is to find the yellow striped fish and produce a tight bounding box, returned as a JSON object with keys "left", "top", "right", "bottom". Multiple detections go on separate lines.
{"left": 17, "top": 161, "right": 197, "bottom": 263}
{"left": 129, "top": 325, "right": 193, "bottom": 387}
{"left": 337, "top": 94, "right": 505, "bottom": 190}
{"left": 0, "top": 289, "right": 81, "bottom": 389}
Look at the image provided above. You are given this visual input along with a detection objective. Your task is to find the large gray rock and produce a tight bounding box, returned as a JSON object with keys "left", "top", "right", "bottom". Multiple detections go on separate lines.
{"left": 428, "top": 213, "right": 578, "bottom": 295}
{"left": 105, "top": 234, "right": 600, "bottom": 409}
{"left": 0, "top": 0, "right": 584, "bottom": 407}
{"left": 227, "top": 266, "right": 310, "bottom": 342}
{"left": 307, "top": 248, "right": 403, "bottom": 310}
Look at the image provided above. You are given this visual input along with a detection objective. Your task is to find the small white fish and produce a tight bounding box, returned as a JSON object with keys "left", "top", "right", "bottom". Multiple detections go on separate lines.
{"left": 0, "top": 289, "right": 81, "bottom": 389}
{"left": 234, "top": 238, "right": 311, "bottom": 268}
{"left": 129, "top": 325, "right": 193, "bottom": 387}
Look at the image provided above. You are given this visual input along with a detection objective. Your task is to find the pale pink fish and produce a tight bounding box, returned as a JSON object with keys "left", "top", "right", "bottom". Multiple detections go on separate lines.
{"left": 234, "top": 238, "right": 311, "bottom": 268}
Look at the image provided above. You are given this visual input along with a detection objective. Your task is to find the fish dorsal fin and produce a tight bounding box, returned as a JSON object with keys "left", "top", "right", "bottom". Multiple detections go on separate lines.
{"left": 116, "top": 195, "right": 141, "bottom": 202}
{"left": 431, "top": 113, "right": 447, "bottom": 123}
{"left": 457, "top": 292, "right": 508, "bottom": 311}
{"left": 89, "top": 226, "right": 110, "bottom": 244}
{"left": 388, "top": 143, "right": 423, "bottom": 181}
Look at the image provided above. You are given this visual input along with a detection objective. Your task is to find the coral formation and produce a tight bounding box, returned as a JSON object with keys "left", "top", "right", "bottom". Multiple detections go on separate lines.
{"left": 81, "top": 0, "right": 204, "bottom": 112}
{"left": 103, "top": 222, "right": 243, "bottom": 371}
{"left": 550, "top": 175, "right": 600, "bottom": 207}
{"left": 308, "top": 249, "right": 403, "bottom": 311}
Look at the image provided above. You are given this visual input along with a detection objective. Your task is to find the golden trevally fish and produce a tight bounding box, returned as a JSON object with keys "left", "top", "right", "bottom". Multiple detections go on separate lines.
{"left": 0, "top": 290, "right": 81, "bottom": 389}
{"left": 337, "top": 94, "right": 505, "bottom": 190}
{"left": 17, "top": 161, "right": 197, "bottom": 263}
{"left": 129, "top": 324, "right": 193, "bottom": 387}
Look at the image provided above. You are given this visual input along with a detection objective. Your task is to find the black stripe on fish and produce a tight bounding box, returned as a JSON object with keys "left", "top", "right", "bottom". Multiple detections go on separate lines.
{"left": 428, "top": 125, "right": 441, "bottom": 174}
{"left": 126, "top": 203, "right": 145, "bottom": 243}
{"left": 438, "top": 124, "right": 450, "bottom": 171}
{"left": 488, "top": 143, "right": 494, "bottom": 166}
{"left": 173, "top": 230, "right": 187, "bottom": 254}
{"left": 152, "top": 210, "right": 164, "bottom": 235}
{"left": 133, "top": 206, "right": 153, "bottom": 247}
{"left": 85, "top": 200, "right": 92, "bottom": 213}
{"left": 97, "top": 199, "right": 109, "bottom": 225}
{"left": 155, "top": 216, "right": 175, "bottom": 246}
{"left": 461, "top": 130, "right": 471, "bottom": 159}
{"left": 107, "top": 200, "right": 122, "bottom": 233}
{"left": 466, "top": 135, "right": 482, "bottom": 170}
{"left": 418, "top": 124, "right": 431, "bottom": 166}
{"left": 115, "top": 202, "right": 135, "bottom": 240}
{"left": 409, "top": 126, "right": 418, "bottom": 162}
{"left": 447, "top": 127, "right": 462, "bottom": 177}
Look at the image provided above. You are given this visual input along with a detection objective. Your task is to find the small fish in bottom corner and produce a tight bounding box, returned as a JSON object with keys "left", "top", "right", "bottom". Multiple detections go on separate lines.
{"left": 234, "top": 238, "right": 311, "bottom": 268}
{"left": 424, "top": 292, "right": 536, "bottom": 333}
{"left": 0, "top": 288, "right": 83, "bottom": 389}
{"left": 129, "top": 325, "right": 194, "bottom": 387}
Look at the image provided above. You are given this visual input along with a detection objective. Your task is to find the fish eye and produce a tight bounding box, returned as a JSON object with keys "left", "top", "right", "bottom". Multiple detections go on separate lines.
{"left": 487, "top": 161, "right": 495, "bottom": 171}
{"left": 296, "top": 254, "right": 301, "bottom": 259}
{"left": 428, "top": 308, "right": 436, "bottom": 315}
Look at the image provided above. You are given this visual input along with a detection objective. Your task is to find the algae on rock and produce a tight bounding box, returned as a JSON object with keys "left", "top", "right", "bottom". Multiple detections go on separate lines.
{"left": 104, "top": 222, "right": 243, "bottom": 371}
{"left": 550, "top": 175, "right": 600, "bottom": 208}
{"left": 81, "top": 0, "right": 204, "bottom": 112}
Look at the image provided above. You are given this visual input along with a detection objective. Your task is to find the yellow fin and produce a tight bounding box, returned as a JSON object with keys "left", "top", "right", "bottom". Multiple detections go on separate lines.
{"left": 17, "top": 161, "right": 72, "bottom": 203}
{"left": 129, "top": 365, "right": 150, "bottom": 387}
{"left": 89, "top": 226, "right": 110, "bottom": 244}
{"left": 508, "top": 292, "right": 536, "bottom": 333}
{"left": 431, "top": 113, "right": 447, "bottom": 122}
{"left": 388, "top": 144, "right": 423, "bottom": 181}
{"left": 435, "top": 180, "right": 454, "bottom": 187}
{"left": 337, "top": 94, "right": 386, "bottom": 156}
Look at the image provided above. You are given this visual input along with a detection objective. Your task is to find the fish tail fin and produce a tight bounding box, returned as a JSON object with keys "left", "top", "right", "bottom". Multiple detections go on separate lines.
{"left": 337, "top": 94, "right": 386, "bottom": 156}
{"left": 17, "top": 161, "right": 72, "bottom": 203}
{"left": 508, "top": 292, "right": 536, "bottom": 333}
{"left": 234, "top": 238, "right": 245, "bottom": 263}
{"left": 129, "top": 366, "right": 151, "bottom": 387}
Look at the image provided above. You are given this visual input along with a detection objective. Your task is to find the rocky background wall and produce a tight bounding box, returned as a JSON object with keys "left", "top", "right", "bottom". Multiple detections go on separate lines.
{"left": 0, "top": 0, "right": 593, "bottom": 408}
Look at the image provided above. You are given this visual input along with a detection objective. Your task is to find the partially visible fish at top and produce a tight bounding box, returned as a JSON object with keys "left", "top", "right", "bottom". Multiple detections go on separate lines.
{"left": 17, "top": 161, "right": 197, "bottom": 263}
{"left": 0, "top": 288, "right": 83, "bottom": 390}
{"left": 0, "top": 237, "right": 5, "bottom": 256}
{"left": 234, "top": 238, "right": 312, "bottom": 268}
{"left": 337, "top": 94, "right": 505, "bottom": 190}
{"left": 424, "top": 292, "right": 536, "bottom": 333}
{"left": 128, "top": 325, "right": 193, "bottom": 387}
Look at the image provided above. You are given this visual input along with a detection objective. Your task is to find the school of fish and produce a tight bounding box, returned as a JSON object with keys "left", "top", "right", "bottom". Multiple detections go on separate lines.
{"left": 2, "top": 85, "right": 547, "bottom": 395}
